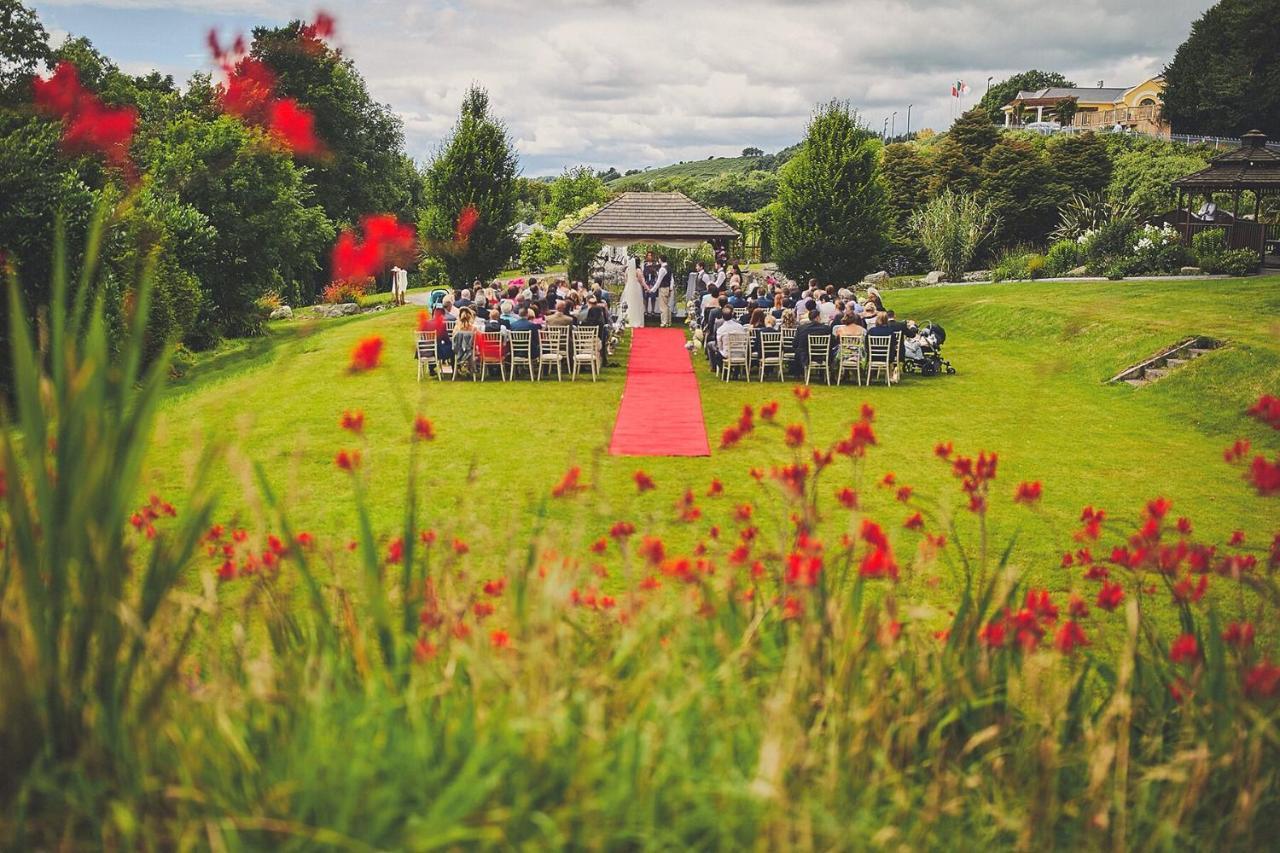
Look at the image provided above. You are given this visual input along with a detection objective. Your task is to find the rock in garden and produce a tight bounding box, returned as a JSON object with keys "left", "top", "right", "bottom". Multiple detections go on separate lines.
{"left": 924, "top": 270, "right": 945, "bottom": 284}
{"left": 963, "top": 270, "right": 991, "bottom": 282}
{"left": 337, "top": 302, "right": 360, "bottom": 315}
{"left": 863, "top": 270, "right": 889, "bottom": 284}
{"left": 1180, "top": 266, "right": 1202, "bottom": 275}
{"left": 1066, "top": 265, "right": 1089, "bottom": 277}
{"left": 269, "top": 306, "right": 293, "bottom": 321}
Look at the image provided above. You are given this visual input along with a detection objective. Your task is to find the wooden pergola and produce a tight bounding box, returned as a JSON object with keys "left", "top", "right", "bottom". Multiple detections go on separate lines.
{"left": 567, "top": 192, "right": 739, "bottom": 249}
{"left": 1171, "top": 130, "right": 1280, "bottom": 268}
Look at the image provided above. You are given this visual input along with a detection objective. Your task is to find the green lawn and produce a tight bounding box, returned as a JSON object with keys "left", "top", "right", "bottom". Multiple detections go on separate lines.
{"left": 147, "top": 276, "right": 1280, "bottom": 635}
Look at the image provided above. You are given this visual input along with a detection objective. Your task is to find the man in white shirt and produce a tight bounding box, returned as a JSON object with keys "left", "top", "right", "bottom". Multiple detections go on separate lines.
{"left": 711, "top": 307, "right": 745, "bottom": 372}
{"left": 817, "top": 294, "right": 840, "bottom": 324}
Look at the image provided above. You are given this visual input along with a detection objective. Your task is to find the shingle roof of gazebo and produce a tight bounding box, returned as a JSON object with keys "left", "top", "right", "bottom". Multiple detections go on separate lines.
{"left": 1172, "top": 130, "right": 1280, "bottom": 191}
{"left": 567, "top": 192, "right": 740, "bottom": 241}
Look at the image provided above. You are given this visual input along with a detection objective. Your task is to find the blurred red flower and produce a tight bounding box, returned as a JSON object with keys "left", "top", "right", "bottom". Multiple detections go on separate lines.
{"left": 784, "top": 424, "right": 805, "bottom": 448}
{"left": 33, "top": 61, "right": 137, "bottom": 172}
{"left": 633, "top": 470, "right": 656, "bottom": 492}
{"left": 334, "top": 449, "right": 361, "bottom": 471}
{"left": 490, "top": 630, "right": 510, "bottom": 649}
{"left": 269, "top": 98, "right": 321, "bottom": 155}
{"left": 1246, "top": 394, "right": 1280, "bottom": 429}
{"left": 552, "top": 466, "right": 585, "bottom": 497}
{"left": 340, "top": 410, "right": 364, "bottom": 433}
{"left": 414, "top": 415, "right": 436, "bottom": 441}
{"left": 1169, "top": 633, "right": 1199, "bottom": 665}
{"left": 1013, "top": 481, "right": 1042, "bottom": 504}
{"left": 1055, "top": 620, "right": 1088, "bottom": 653}
{"left": 454, "top": 204, "right": 480, "bottom": 243}
{"left": 1096, "top": 580, "right": 1124, "bottom": 611}
{"left": 1222, "top": 621, "right": 1255, "bottom": 649}
{"left": 349, "top": 336, "right": 383, "bottom": 372}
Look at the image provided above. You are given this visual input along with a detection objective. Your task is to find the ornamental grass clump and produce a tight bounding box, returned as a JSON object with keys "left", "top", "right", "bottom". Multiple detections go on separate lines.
{"left": 2, "top": 213, "right": 1279, "bottom": 849}
{"left": 910, "top": 189, "right": 997, "bottom": 281}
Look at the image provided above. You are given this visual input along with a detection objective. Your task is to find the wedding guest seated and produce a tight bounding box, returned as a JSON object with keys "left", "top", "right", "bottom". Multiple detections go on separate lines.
{"left": 456, "top": 288, "right": 473, "bottom": 308}
{"left": 499, "top": 299, "right": 520, "bottom": 327}
{"left": 584, "top": 298, "right": 611, "bottom": 366}
{"left": 508, "top": 307, "right": 542, "bottom": 357}
{"left": 792, "top": 309, "right": 834, "bottom": 377}
{"left": 834, "top": 308, "right": 866, "bottom": 338}
{"left": 747, "top": 307, "right": 767, "bottom": 357}
{"left": 418, "top": 307, "right": 454, "bottom": 372}
{"left": 710, "top": 306, "right": 746, "bottom": 371}
{"left": 546, "top": 301, "right": 575, "bottom": 330}
{"left": 817, "top": 293, "right": 840, "bottom": 324}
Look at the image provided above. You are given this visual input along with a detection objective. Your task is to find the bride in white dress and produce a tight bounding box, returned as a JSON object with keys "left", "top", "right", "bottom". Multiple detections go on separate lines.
{"left": 622, "top": 256, "right": 646, "bottom": 329}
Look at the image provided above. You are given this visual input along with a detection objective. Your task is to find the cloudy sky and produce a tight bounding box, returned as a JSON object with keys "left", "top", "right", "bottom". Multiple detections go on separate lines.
{"left": 32, "top": 0, "right": 1214, "bottom": 176}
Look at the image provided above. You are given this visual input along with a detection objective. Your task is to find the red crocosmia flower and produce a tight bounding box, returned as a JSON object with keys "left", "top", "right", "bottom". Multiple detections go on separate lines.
{"left": 453, "top": 204, "right": 480, "bottom": 244}
{"left": 268, "top": 98, "right": 321, "bottom": 155}
{"left": 633, "top": 470, "right": 656, "bottom": 492}
{"left": 361, "top": 213, "right": 417, "bottom": 263}
{"left": 720, "top": 426, "right": 742, "bottom": 449}
{"left": 451, "top": 538, "right": 469, "bottom": 555}
{"left": 792, "top": 385, "right": 811, "bottom": 402}
{"left": 639, "top": 575, "right": 661, "bottom": 591}
{"left": 413, "top": 415, "right": 436, "bottom": 442}
{"left": 1055, "top": 620, "right": 1088, "bottom": 654}
{"left": 1243, "top": 661, "right": 1280, "bottom": 699}
{"left": 979, "top": 618, "right": 1008, "bottom": 648}
{"left": 1171, "top": 573, "right": 1208, "bottom": 604}
{"left": 349, "top": 335, "right": 384, "bottom": 372}
{"left": 637, "top": 536, "right": 665, "bottom": 565}
{"left": 609, "top": 520, "right": 635, "bottom": 540}
{"left": 473, "top": 601, "right": 495, "bottom": 619}
{"left": 489, "top": 630, "right": 510, "bottom": 649}
{"left": 860, "top": 403, "right": 875, "bottom": 422}
{"left": 334, "top": 449, "right": 361, "bottom": 471}
{"left": 782, "top": 595, "right": 804, "bottom": 620}
{"left": 589, "top": 537, "right": 607, "bottom": 554}
{"left": 1025, "top": 589, "right": 1059, "bottom": 623}
{"left": 760, "top": 401, "right": 779, "bottom": 420}
{"left": 1229, "top": 529, "right": 1245, "bottom": 546}
{"left": 1175, "top": 516, "right": 1192, "bottom": 536}
{"left": 340, "top": 410, "right": 364, "bottom": 433}
{"left": 296, "top": 531, "right": 314, "bottom": 549}
{"left": 896, "top": 486, "right": 913, "bottom": 503}
{"left": 301, "top": 11, "right": 337, "bottom": 41}
{"left": 551, "top": 466, "right": 586, "bottom": 498}
{"left": 1223, "top": 438, "right": 1251, "bottom": 463}
{"left": 1169, "top": 633, "right": 1199, "bottom": 665}
{"left": 903, "top": 512, "right": 924, "bottom": 530}
{"left": 836, "top": 487, "right": 858, "bottom": 509}
{"left": 218, "top": 559, "right": 237, "bottom": 582}
{"left": 1247, "top": 455, "right": 1280, "bottom": 495}
{"left": 881, "top": 472, "right": 896, "bottom": 487}
{"left": 784, "top": 552, "right": 823, "bottom": 586}
{"left": 734, "top": 504, "right": 754, "bottom": 522}
{"left": 784, "top": 423, "right": 805, "bottom": 448}
{"left": 1146, "top": 497, "right": 1172, "bottom": 520}
{"left": 220, "top": 57, "right": 277, "bottom": 121}
{"left": 1222, "top": 621, "right": 1255, "bottom": 649}
{"left": 1014, "top": 481, "right": 1042, "bottom": 504}
{"left": 33, "top": 62, "right": 137, "bottom": 171}
{"left": 386, "top": 537, "right": 404, "bottom": 564}
{"left": 414, "top": 638, "right": 438, "bottom": 662}
{"left": 1246, "top": 394, "right": 1280, "bottom": 430}
{"left": 1067, "top": 593, "right": 1089, "bottom": 619}
{"left": 1096, "top": 581, "right": 1124, "bottom": 611}
{"left": 707, "top": 478, "right": 724, "bottom": 497}
{"left": 32, "top": 61, "right": 85, "bottom": 116}
{"left": 419, "top": 529, "right": 437, "bottom": 546}
{"left": 934, "top": 441, "right": 953, "bottom": 459}
{"left": 858, "top": 546, "right": 898, "bottom": 581}
{"left": 1084, "top": 564, "right": 1110, "bottom": 581}
{"left": 1077, "top": 506, "right": 1106, "bottom": 540}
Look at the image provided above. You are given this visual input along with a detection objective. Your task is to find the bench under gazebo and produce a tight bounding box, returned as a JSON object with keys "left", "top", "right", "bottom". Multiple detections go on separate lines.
{"left": 1171, "top": 130, "right": 1280, "bottom": 269}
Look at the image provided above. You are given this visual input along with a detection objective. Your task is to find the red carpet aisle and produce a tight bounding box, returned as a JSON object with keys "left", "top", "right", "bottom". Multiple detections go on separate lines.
{"left": 609, "top": 328, "right": 710, "bottom": 457}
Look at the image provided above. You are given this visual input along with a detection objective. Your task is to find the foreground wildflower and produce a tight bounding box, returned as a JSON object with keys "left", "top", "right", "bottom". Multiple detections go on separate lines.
{"left": 349, "top": 336, "right": 384, "bottom": 372}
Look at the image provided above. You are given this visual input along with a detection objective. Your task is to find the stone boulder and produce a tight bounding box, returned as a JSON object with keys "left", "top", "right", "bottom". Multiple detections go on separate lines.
{"left": 1065, "top": 265, "right": 1089, "bottom": 277}
{"left": 316, "top": 302, "right": 361, "bottom": 318}
{"left": 863, "top": 270, "right": 890, "bottom": 284}
{"left": 962, "top": 270, "right": 991, "bottom": 282}
{"left": 924, "top": 270, "right": 945, "bottom": 285}
{"left": 269, "top": 305, "right": 293, "bottom": 321}
{"left": 1179, "top": 266, "right": 1203, "bottom": 276}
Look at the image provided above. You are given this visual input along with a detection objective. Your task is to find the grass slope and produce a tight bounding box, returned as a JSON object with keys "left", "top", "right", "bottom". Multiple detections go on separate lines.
{"left": 147, "top": 276, "right": 1280, "bottom": 636}
{"left": 608, "top": 155, "right": 770, "bottom": 188}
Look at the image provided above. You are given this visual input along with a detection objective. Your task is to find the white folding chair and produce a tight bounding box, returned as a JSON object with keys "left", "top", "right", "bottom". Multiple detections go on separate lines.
{"left": 733, "top": 307, "right": 749, "bottom": 322}
{"left": 836, "top": 336, "right": 864, "bottom": 386}
{"left": 507, "top": 330, "right": 536, "bottom": 381}
{"left": 780, "top": 327, "right": 797, "bottom": 373}
{"left": 720, "top": 332, "right": 751, "bottom": 382}
{"left": 865, "top": 332, "right": 899, "bottom": 386}
{"left": 538, "top": 328, "right": 567, "bottom": 382}
{"left": 805, "top": 334, "right": 832, "bottom": 386}
{"left": 757, "top": 331, "right": 785, "bottom": 381}
{"left": 444, "top": 317, "right": 457, "bottom": 336}
{"left": 415, "top": 331, "right": 441, "bottom": 382}
{"left": 571, "top": 329, "right": 600, "bottom": 382}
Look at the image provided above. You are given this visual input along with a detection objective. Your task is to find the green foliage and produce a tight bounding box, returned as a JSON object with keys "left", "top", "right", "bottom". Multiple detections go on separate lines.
{"left": 1083, "top": 219, "right": 1137, "bottom": 273}
{"left": 420, "top": 86, "right": 520, "bottom": 287}
{"left": 1053, "top": 97, "right": 1078, "bottom": 128}
{"left": 1046, "top": 131, "right": 1111, "bottom": 197}
{"left": 541, "top": 166, "right": 609, "bottom": 227}
{"left": 979, "top": 137, "right": 1059, "bottom": 248}
{"left": 1163, "top": 0, "right": 1280, "bottom": 136}
{"left": 978, "top": 70, "right": 1076, "bottom": 123}
{"left": 1051, "top": 191, "right": 1139, "bottom": 241}
{"left": 1044, "top": 239, "right": 1084, "bottom": 276}
{"left": 948, "top": 108, "right": 1000, "bottom": 164}
{"left": 772, "top": 100, "right": 889, "bottom": 283}
{"left": 990, "top": 248, "right": 1047, "bottom": 282}
{"left": 687, "top": 170, "right": 779, "bottom": 213}
{"left": 251, "top": 22, "right": 423, "bottom": 232}
{"left": 881, "top": 142, "right": 931, "bottom": 232}
{"left": 145, "top": 114, "right": 333, "bottom": 336}
{"left": 1194, "top": 228, "right": 1260, "bottom": 275}
{"left": 910, "top": 190, "right": 997, "bottom": 279}
{"left": 1106, "top": 138, "right": 1210, "bottom": 216}
{"left": 518, "top": 228, "right": 563, "bottom": 273}
{"left": 552, "top": 202, "right": 602, "bottom": 282}
{"left": 416, "top": 255, "right": 450, "bottom": 288}
{"left": 0, "top": 0, "right": 51, "bottom": 105}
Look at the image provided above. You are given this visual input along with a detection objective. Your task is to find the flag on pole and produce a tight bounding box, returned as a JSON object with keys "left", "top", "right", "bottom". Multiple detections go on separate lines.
{"left": 958, "top": 80, "right": 971, "bottom": 95}
{"left": 950, "top": 84, "right": 958, "bottom": 98}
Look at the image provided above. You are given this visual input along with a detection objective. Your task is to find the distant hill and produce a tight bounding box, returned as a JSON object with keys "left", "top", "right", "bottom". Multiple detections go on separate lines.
{"left": 608, "top": 144, "right": 800, "bottom": 189}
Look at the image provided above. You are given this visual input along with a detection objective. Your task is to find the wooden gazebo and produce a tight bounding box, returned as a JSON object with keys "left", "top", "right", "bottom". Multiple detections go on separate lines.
{"left": 1171, "top": 130, "right": 1280, "bottom": 268}
{"left": 567, "top": 192, "right": 739, "bottom": 248}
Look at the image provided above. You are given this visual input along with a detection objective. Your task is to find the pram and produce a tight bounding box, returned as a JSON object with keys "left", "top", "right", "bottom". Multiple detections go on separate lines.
{"left": 901, "top": 321, "right": 956, "bottom": 376}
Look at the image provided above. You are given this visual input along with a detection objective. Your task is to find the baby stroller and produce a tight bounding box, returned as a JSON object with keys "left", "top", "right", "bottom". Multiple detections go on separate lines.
{"left": 902, "top": 321, "right": 956, "bottom": 376}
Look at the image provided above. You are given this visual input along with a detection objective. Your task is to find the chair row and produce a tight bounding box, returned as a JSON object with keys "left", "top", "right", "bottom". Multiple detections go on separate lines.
{"left": 718, "top": 331, "right": 901, "bottom": 386}
{"left": 415, "top": 328, "right": 602, "bottom": 382}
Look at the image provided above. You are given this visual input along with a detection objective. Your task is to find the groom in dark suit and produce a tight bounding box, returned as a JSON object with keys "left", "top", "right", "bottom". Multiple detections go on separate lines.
{"left": 642, "top": 251, "right": 659, "bottom": 317}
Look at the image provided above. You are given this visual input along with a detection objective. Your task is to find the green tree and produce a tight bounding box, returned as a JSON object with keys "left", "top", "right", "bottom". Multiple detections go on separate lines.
{"left": 978, "top": 137, "right": 1059, "bottom": 248}
{"left": 0, "top": 0, "right": 51, "bottom": 105}
{"left": 420, "top": 86, "right": 519, "bottom": 286}
{"left": 978, "top": 70, "right": 1076, "bottom": 124}
{"left": 688, "top": 170, "right": 779, "bottom": 212}
{"left": 927, "top": 137, "right": 980, "bottom": 196}
{"left": 542, "top": 166, "right": 609, "bottom": 227}
{"left": 772, "top": 100, "right": 889, "bottom": 283}
{"left": 1162, "top": 0, "right": 1280, "bottom": 136}
{"left": 1047, "top": 131, "right": 1112, "bottom": 199}
{"left": 145, "top": 114, "right": 333, "bottom": 338}
{"left": 948, "top": 108, "right": 1000, "bottom": 164}
{"left": 1108, "top": 143, "right": 1209, "bottom": 216}
{"left": 881, "top": 143, "right": 932, "bottom": 231}
{"left": 1054, "top": 98, "right": 1078, "bottom": 128}
{"left": 251, "top": 22, "right": 423, "bottom": 228}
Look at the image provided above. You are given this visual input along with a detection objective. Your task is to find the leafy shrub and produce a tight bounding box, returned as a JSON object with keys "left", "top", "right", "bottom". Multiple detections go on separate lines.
{"left": 322, "top": 278, "right": 370, "bottom": 304}
{"left": 1208, "top": 248, "right": 1260, "bottom": 277}
{"left": 910, "top": 189, "right": 998, "bottom": 281}
{"left": 1084, "top": 219, "right": 1137, "bottom": 274}
{"left": 519, "top": 228, "right": 562, "bottom": 272}
{"left": 417, "top": 256, "right": 450, "bottom": 288}
{"left": 1128, "top": 223, "right": 1188, "bottom": 275}
{"left": 1051, "top": 191, "right": 1138, "bottom": 241}
{"left": 256, "top": 291, "right": 283, "bottom": 318}
{"left": 1192, "top": 227, "right": 1228, "bottom": 260}
{"left": 1044, "top": 239, "right": 1083, "bottom": 276}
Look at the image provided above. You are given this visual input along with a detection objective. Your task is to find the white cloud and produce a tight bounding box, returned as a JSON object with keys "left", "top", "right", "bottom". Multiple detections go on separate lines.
{"left": 33, "top": 0, "right": 1217, "bottom": 174}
